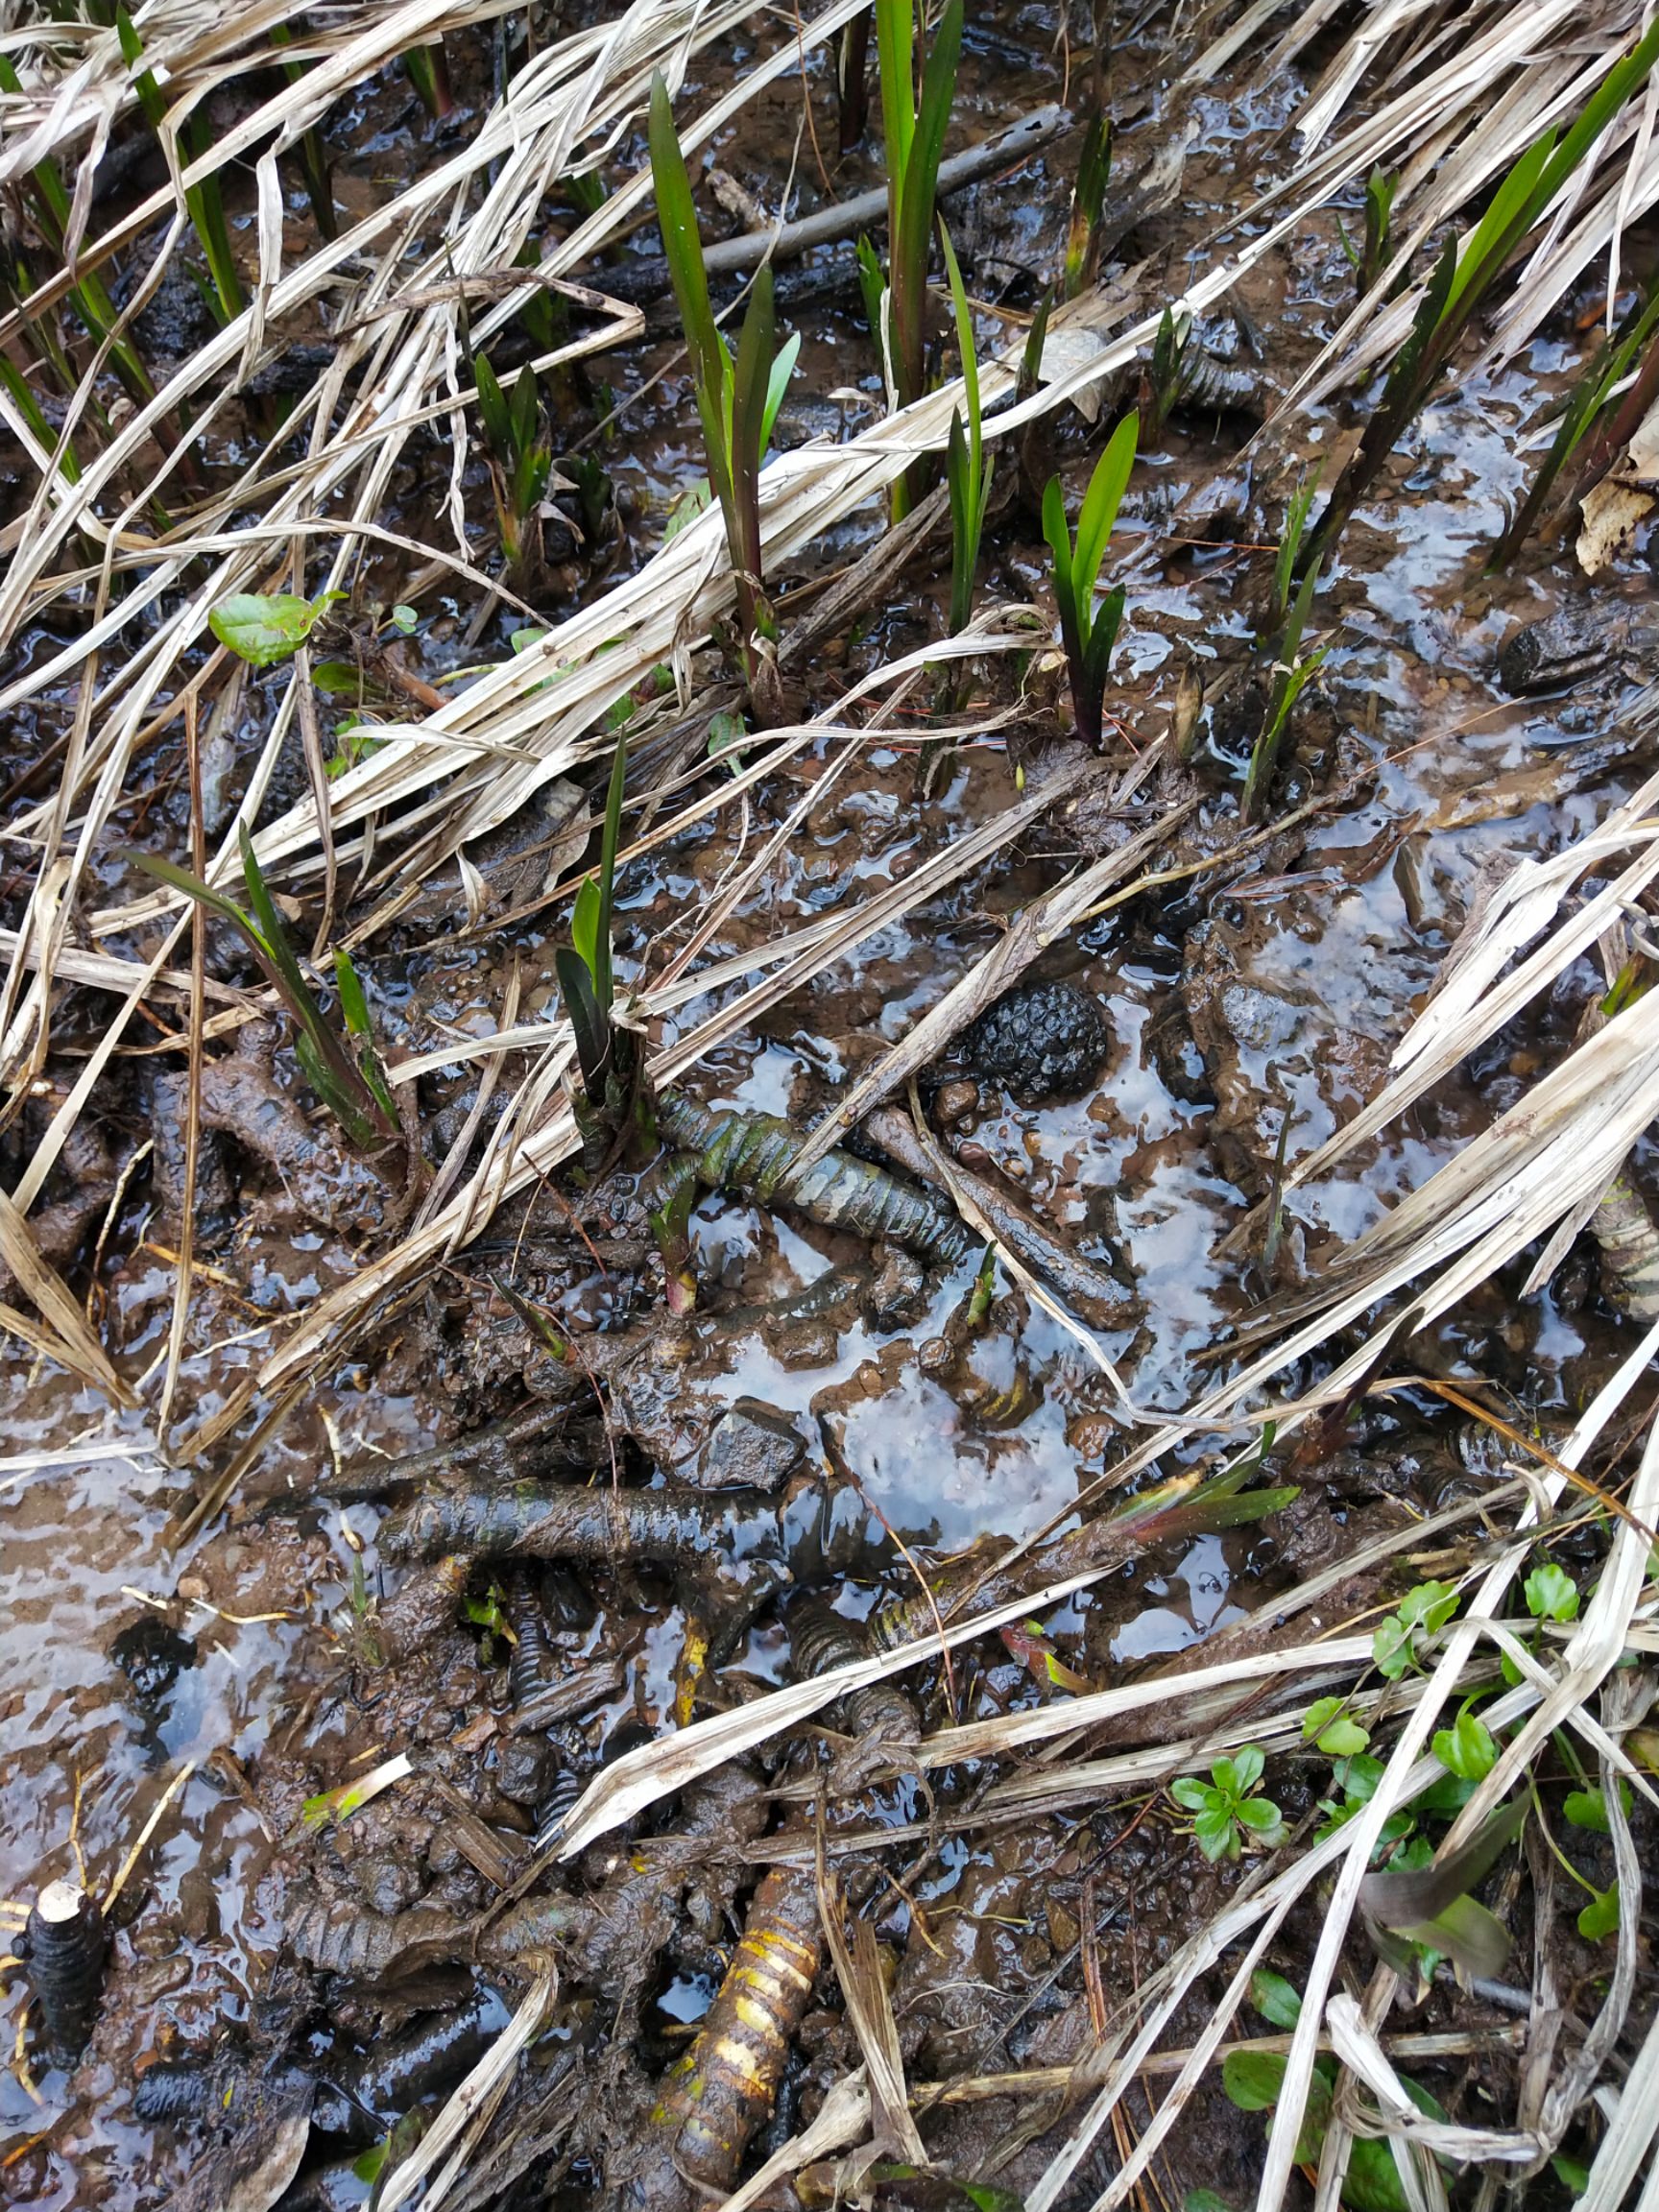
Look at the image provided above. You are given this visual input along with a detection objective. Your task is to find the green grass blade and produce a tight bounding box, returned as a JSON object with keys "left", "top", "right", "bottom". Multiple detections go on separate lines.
{"left": 875, "top": 0, "right": 916, "bottom": 219}
{"left": 1080, "top": 582, "right": 1125, "bottom": 709}
{"left": 593, "top": 730, "right": 627, "bottom": 1021}
{"left": 889, "top": 0, "right": 962, "bottom": 407}
{"left": 648, "top": 73, "right": 725, "bottom": 415}
{"left": 473, "top": 355, "right": 512, "bottom": 461}
{"left": 554, "top": 946, "right": 611, "bottom": 1095}
{"left": 571, "top": 877, "right": 602, "bottom": 984}
{"left": 946, "top": 408, "right": 973, "bottom": 634}
{"left": 333, "top": 947, "right": 373, "bottom": 1039}
{"left": 730, "top": 262, "right": 778, "bottom": 589}
{"left": 1073, "top": 408, "right": 1139, "bottom": 609}
{"left": 0, "top": 359, "right": 80, "bottom": 483}
{"left": 1042, "top": 474, "right": 1083, "bottom": 685}
{"left": 938, "top": 218, "right": 979, "bottom": 478}
{"left": 759, "top": 329, "right": 801, "bottom": 451}
{"left": 121, "top": 848, "right": 269, "bottom": 956}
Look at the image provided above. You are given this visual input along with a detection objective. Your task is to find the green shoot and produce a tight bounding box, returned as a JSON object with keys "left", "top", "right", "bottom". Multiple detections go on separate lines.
{"left": 1018, "top": 288, "right": 1052, "bottom": 403}
{"left": 940, "top": 222, "right": 991, "bottom": 638}
{"left": 1491, "top": 284, "right": 1659, "bottom": 569}
{"left": 1338, "top": 166, "right": 1396, "bottom": 297}
{"left": 117, "top": 9, "right": 245, "bottom": 326}
{"left": 1267, "top": 467, "right": 1321, "bottom": 636}
{"left": 648, "top": 72, "right": 798, "bottom": 715}
{"left": 1042, "top": 409, "right": 1139, "bottom": 749}
{"left": 967, "top": 1242, "right": 998, "bottom": 1329}
{"left": 661, "top": 332, "right": 799, "bottom": 544}
{"left": 1241, "top": 556, "right": 1325, "bottom": 823}
{"left": 1170, "top": 1746, "right": 1287, "bottom": 1863}
{"left": 1305, "top": 18, "right": 1659, "bottom": 573}
{"left": 648, "top": 1173, "right": 698, "bottom": 1315}
{"left": 1064, "top": 111, "right": 1112, "bottom": 300}
{"left": 1145, "top": 307, "right": 1192, "bottom": 437}
{"left": 473, "top": 355, "right": 553, "bottom": 572}
{"left": 868, "top": 0, "right": 963, "bottom": 512}
{"left": 123, "top": 828, "right": 401, "bottom": 1155}
{"left": 401, "top": 40, "right": 453, "bottom": 120}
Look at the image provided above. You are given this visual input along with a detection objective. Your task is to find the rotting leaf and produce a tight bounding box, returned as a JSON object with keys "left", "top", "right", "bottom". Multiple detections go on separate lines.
{"left": 1360, "top": 1796, "right": 1527, "bottom": 1977}
{"left": 998, "top": 1620, "right": 1092, "bottom": 1695}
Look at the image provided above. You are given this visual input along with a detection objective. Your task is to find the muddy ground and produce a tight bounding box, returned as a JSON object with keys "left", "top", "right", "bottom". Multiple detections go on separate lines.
{"left": 2, "top": 4, "right": 1656, "bottom": 2208}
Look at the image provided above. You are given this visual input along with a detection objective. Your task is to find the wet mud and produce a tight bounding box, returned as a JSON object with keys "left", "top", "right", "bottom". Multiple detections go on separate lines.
{"left": 4, "top": 4, "right": 1659, "bottom": 2209}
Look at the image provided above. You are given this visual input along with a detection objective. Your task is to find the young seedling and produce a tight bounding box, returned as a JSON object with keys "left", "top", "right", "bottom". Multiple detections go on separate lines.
{"left": 1042, "top": 408, "right": 1139, "bottom": 749}
{"left": 124, "top": 827, "right": 401, "bottom": 1157}
{"left": 473, "top": 355, "right": 554, "bottom": 574}
{"left": 401, "top": 39, "right": 454, "bottom": 120}
{"left": 553, "top": 733, "right": 650, "bottom": 1164}
{"left": 1491, "top": 284, "right": 1659, "bottom": 569}
{"left": 1144, "top": 306, "right": 1192, "bottom": 436}
{"left": 209, "top": 588, "right": 347, "bottom": 667}
{"left": 648, "top": 1174, "right": 699, "bottom": 1315}
{"left": 1372, "top": 1578, "right": 1459, "bottom": 1679}
{"left": 0, "top": 54, "right": 155, "bottom": 408}
{"left": 1064, "top": 111, "right": 1112, "bottom": 300}
{"left": 1266, "top": 466, "right": 1321, "bottom": 636}
{"left": 1338, "top": 166, "right": 1397, "bottom": 298}
{"left": 648, "top": 72, "right": 800, "bottom": 719}
{"left": 1240, "top": 556, "right": 1326, "bottom": 823}
{"left": 1306, "top": 17, "right": 1659, "bottom": 574}
{"left": 1170, "top": 1746, "right": 1287, "bottom": 1863}
{"left": 117, "top": 9, "right": 246, "bottom": 326}
{"left": 864, "top": 0, "right": 963, "bottom": 513}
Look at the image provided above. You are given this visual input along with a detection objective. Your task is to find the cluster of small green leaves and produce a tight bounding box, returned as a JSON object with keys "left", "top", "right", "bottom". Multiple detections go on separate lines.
{"left": 1222, "top": 1970, "right": 1449, "bottom": 2212}
{"left": 1171, "top": 1745, "right": 1287, "bottom": 1863}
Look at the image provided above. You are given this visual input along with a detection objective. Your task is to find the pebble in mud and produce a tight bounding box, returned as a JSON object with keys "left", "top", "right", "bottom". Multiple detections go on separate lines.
{"left": 960, "top": 980, "right": 1111, "bottom": 1104}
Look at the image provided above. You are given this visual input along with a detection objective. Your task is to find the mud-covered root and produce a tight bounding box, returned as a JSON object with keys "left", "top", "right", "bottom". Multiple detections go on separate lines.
{"left": 285, "top": 1892, "right": 468, "bottom": 1981}
{"left": 133, "top": 2001, "right": 489, "bottom": 2142}
{"left": 656, "top": 1088, "right": 973, "bottom": 1264}
{"left": 786, "top": 1592, "right": 921, "bottom": 1781}
{"left": 652, "top": 1864, "right": 822, "bottom": 2191}
{"left": 19, "top": 1879, "right": 106, "bottom": 2060}
{"left": 377, "top": 1471, "right": 878, "bottom": 1589}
